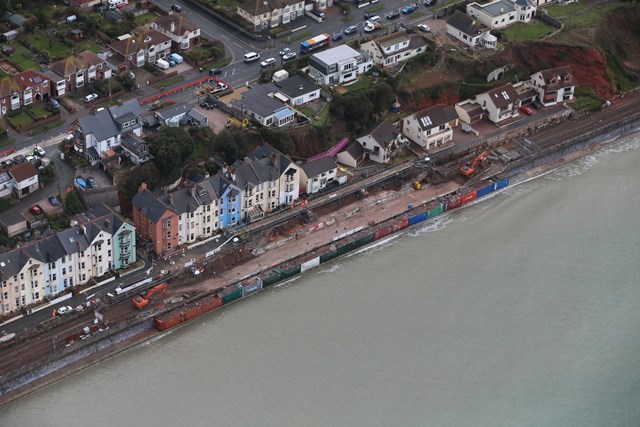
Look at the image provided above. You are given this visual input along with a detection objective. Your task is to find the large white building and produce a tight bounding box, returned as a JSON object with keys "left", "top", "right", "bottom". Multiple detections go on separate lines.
{"left": 402, "top": 105, "right": 459, "bottom": 151}
{"left": 308, "top": 45, "right": 373, "bottom": 85}
{"left": 360, "top": 32, "right": 427, "bottom": 67}
{"left": 466, "top": 0, "right": 536, "bottom": 30}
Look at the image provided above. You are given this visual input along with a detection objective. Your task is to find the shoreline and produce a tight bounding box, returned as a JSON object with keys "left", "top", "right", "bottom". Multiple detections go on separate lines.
{"left": 1, "top": 120, "right": 639, "bottom": 406}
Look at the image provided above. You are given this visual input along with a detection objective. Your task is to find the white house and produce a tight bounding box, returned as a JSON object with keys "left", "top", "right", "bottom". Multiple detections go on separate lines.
{"left": 446, "top": 11, "right": 497, "bottom": 50}
{"left": 529, "top": 66, "right": 575, "bottom": 106}
{"left": 308, "top": 45, "right": 373, "bottom": 85}
{"left": 300, "top": 156, "right": 338, "bottom": 195}
{"left": 402, "top": 105, "right": 459, "bottom": 151}
{"left": 230, "top": 85, "right": 296, "bottom": 127}
{"left": 273, "top": 75, "right": 321, "bottom": 106}
{"left": 475, "top": 83, "right": 521, "bottom": 123}
{"left": 466, "top": 0, "right": 536, "bottom": 30}
{"left": 8, "top": 162, "right": 39, "bottom": 199}
{"left": 236, "top": 0, "right": 306, "bottom": 31}
{"left": 360, "top": 33, "right": 428, "bottom": 67}
{"left": 337, "top": 141, "right": 366, "bottom": 168}
{"left": 151, "top": 14, "right": 200, "bottom": 50}
{"left": 356, "top": 120, "right": 402, "bottom": 164}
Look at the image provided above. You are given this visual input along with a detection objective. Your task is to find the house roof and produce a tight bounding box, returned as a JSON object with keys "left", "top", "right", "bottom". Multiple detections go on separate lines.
{"left": 365, "top": 120, "right": 398, "bottom": 149}
{"left": 237, "top": 0, "right": 300, "bottom": 16}
{"left": 8, "top": 14, "right": 27, "bottom": 27}
{"left": 312, "top": 45, "right": 361, "bottom": 67}
{"left": 0, "top": 77, "right": 18, "bottom": 98}
{"left": 412, "top": 104, "right": 459, "bottom": 130}
{"left": 49, "top": 51, "right": 105, "bottom": 78}
{"left": 468, "top": 0, "right": 525, "bottom": 18}
{"left": 447, "top": 10, "right": 483, "bottom": 36}
{"left": 232, "top": 85, "right": 284, "bottom": 117}
{"left": 537, "top": 66, "right": 575, "bottom": 91}
{"left": 154, "top": 14, "right": 199, "bottom": 35}
{"left": 247, "top": 144, "right": 293, "bottom": 173}
{"left": 121, "top": 133, "right": 147, "bottom": 155}
{"left": 301, "top": 156, "right": 337, "bottom": 177}
{"left": 275, "top": 75, "right": 320, "bottom": 98}
{"left": 12, "top": 70, "right": 48, "bottom": 91}
{"left": 132, "top": 188, "right": 177, "bottom": 223}
{"left": 483, "top": 83, "right": 519, "bottom": 108}
{"left": 186, "top": 109, "right": 207, "bottom": 124}
{"left": 79, "top": 109, "right": 120, "bottom": 142}
{"left": 375, "top": 32, "right": 410, "bottom": 49}
{"left": 342, "top": 141, "right": 365, "bottom": 159}
{"left": 9, "top": 162, "right": 38, "bottom": 182}
{"left": 155, "top": 103, "right": 191, "bottom": 120}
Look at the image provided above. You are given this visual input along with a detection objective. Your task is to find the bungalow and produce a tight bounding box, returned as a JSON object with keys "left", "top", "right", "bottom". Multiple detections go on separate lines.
{"left": 466, "top": 0, "right": 536, "bottom": 30}
{"left": 529, "top": 66, "right": 575, "bottom": 106}
{"left": 236, "top": 0, "right": 306, "bottom": 31}
{"left": 360, "top": 33, "right": 427, "bottom": 67}
{"left": 49, "top": 51, "right": 111, "bottom": 96}
{"left": 230, "top": 85, "right": 295, "bottom": 127}
{"left": 273, "top": 75, "right": 321, "bottom": 106}
{"left": 8, "top": 162, "right": 39, "bottom": 198}
{"left": 151, "top": 14, "right": 200, "bottom": 51}
{"left": 300, "top": 156, "right": 338, "bottom": 195}
{"left": 402, "top": 105, "right": 459, "bottom": 151}
{"left": 446, "top": 11, "right": 497, "bottom": 50}
{"left": 474, "top": 83, "right": 521, "bottom": 124}
{"left": 356, "top": 120, "right": 402, "bottom": 164}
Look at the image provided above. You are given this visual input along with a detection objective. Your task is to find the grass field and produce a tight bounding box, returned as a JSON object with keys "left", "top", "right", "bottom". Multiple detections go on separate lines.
{"left": 152, "top": 75, "right": 185, "bottom": 89}
{"left": 134, "top": 13, "right": 157, "bottom": 25}
{"left": 312, "top": 104, "right": 330, "bottom": 127}
{"left": 500, "top": 21, "right": 554, "bottom": 42}
{"left": 11, "top": 44, "right": 39, "bottom": 71}
{"left": 545, "top": 1, "right": 635, "bottom": 31}
{"left": 29, "top": 104, "right": 52, "bottom": 120}
{"left": 28, "top": 35, "right": 71, "bottom": 60}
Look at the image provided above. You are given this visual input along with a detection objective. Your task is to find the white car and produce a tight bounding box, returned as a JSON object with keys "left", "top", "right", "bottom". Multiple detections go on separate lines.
{"left": 84, "top": 93, "right": 99, "bottom": 103}
{"left": 279, "top": 47, "right": 293, "bottom": 57}
{"left": 418, "top": 24, "right": 431, "bottom": 32}
{"left": 57, "top": 306, "right": 73, "bottom": 315}
{"left": 34, "top": 146, "right": 46, "bottom": 157}
{"left": 260, "top": 57, "right": 276, "bottom": 68}
{"left": 282, "top": 51, "right": 297, "bottom": 61}
{"left": 366, "top": 15, "right": 381, "bottom": 24}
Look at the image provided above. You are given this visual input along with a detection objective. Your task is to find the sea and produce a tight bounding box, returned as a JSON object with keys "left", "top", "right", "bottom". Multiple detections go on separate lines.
{"left": 3, "top": 132, "right": 640, "bottom": 427}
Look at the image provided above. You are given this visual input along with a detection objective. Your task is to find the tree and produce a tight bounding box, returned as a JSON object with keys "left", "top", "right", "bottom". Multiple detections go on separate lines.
{"left": 148, "top": 127, "right": 196, "bottom": 183}
{"left": 38, "top": 164, "right": 55, "bottom": 185}
{"left": 63, "top": 190, "right": 83, "bottom": 215}
{"left": 118, "top": 163, "right": 161, "bottom": 200}
{"left": 116, "top": 72, "right": 135, "bottom": 91}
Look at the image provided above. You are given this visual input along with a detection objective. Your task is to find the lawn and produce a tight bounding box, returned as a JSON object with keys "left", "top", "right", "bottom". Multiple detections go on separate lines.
{"left": 134, "top": 13, "right": 157, "bottom": 25}
{"left": 29, "top": 104, "right": 52, "bottom": 120}
{"left": 312, "top": 104, "right": 330, "bottom": 127}
{"left": 545, "top": 1, "right": 635, "bottom": 31}
{"left": 345, "top": 76, "right": 373, "bottom": 92}
{"left": 500, "top": 21, "right": 554, "bottom": 42}
{"left": 79, "top": 39, "right": 103, "bottom": 54}
{"left": 152, "top": 75, "right": 185, "bottom": 90}
{"left": 30, "top": 119, "right": 65, "bottom": 136}
{"left": 7, "top": 112, "right": 34, "bottom": 129}
{"left": 28, "top": 34, "right": 71, "bottom": 60}
{"left": 11, "top": 44, "right": 39, "bottom": 71}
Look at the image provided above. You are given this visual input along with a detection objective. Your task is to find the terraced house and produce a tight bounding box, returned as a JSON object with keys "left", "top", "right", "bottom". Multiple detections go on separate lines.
{"left": 151, "top": 14, "right": 200, "bottom": 50}
{"left": 0, "top": 204, "right": 135, "bottom": 316}
{"left": 0, "top": 70, "right": 50, "bottom": 116}
{"left": 48, "top": 50, "right": 110, "bottom": 96}
{"left": 108, "top": 29, "right": 172, "bottom": 71}
{"left": 237, "top": 0, "right": 306, "bottom": 31}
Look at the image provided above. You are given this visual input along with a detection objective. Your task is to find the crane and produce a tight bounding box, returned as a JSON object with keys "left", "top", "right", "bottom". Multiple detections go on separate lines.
{"left": 132, "top": 283, "right": 167, "bottom": 309}
{"left": 460, "top": 151, "right": 488, "bottom": 176}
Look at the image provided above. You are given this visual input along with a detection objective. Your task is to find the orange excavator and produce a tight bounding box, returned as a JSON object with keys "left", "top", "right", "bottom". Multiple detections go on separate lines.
{"left": 460, "top": 151, "right": 488, "bottom": 176}
{"left": 132, "top": 283, "right": 167, "bottom": 309}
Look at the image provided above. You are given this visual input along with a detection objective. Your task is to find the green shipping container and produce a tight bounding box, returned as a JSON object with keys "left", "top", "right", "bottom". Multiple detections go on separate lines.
{"left": 427, "top": 204, "right": 444, "bottom": 218}
{"left": 280, "top": 265, "right": 302, "bottom": 280}
{"left": 262, "top": 270, "right": 283, "bottom": 287}
{"left": 320, "top": 250, "right": 339, "bottom": 264}
{"left": 221, "top": 284, "right": 242, "bottom": 304}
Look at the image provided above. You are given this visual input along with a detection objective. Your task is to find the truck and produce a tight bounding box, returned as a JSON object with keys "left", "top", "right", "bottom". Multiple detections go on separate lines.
{"left": 170, "top": 53, "right": 184, "bottom": 64}
{"left": 155, "top": 59, "right": 170, "bottom": 70}
{"left": 272, "top": 70, "right": 289, "bottom": 83}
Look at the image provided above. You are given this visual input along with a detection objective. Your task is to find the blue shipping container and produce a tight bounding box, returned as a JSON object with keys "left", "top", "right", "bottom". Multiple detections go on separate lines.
{"left": 495, "top": 177, "right": 509, "bottom": 189}
{"left": 476, "top": 183, "right": 495, "bottom": 198}
{"left": 241, "top": 279, "right": 263, "bottom": 298}
{"left": 408, "top": 212, "right": 427, "bottom": 226}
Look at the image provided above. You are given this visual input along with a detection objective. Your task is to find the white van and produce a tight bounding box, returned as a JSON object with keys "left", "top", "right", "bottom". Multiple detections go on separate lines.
{"left": 108, "top": 0, "right": 128, "bottom": 9}
{"left": 244, "top": 52, "right": 261, "bottom": 63}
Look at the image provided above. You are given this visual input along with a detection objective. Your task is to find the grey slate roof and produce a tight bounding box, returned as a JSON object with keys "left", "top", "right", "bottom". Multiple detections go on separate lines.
{"left": 343, "top": 141, "right": 365, "bottom": 159}
{"left": 247, "top": 144, "right": 294, "bottom": 175}
{"left": 447, "top": 10, "right": 482, "bottom": 36}
{"left": 132, "top": 189, "right": 175, "bottom": 222}
{"left": 155, "top": 103, "right": 191, "bottom": 121}
{"left": 301, "top": 156, "right": 337, "bottom": 178}
{"left": 413, "top": 104, "right": 458, "bottom": 131}
{"left": 232, "top": 85, "right": 283, "bottom": 118}
{"left": 275, "top": 75, "right": 320, "bottom": 99}
{"left": 367, "top": 120, "right": 398, "bottom": 149}
{"left": 79, "top": 109, "right": 120, "bottom": 142}
{"left": 484, "top": 83, "right": 519, "bottom": 108}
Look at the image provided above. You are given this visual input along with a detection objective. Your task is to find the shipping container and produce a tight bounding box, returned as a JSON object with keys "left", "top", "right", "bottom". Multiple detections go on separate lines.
{"left": 184, "top": 294, "right": 223, "bottom": 321}
{"left": 262, "top": 270, "right": 282, "bottom": 287}
{"left": 495, "top": 177, "right": 509, "bottom": 189}
{"left": 444, "top": 195, "right": 461, "bottom": 211}
{"left": 241, "top": 278, "right": 263, "bottom": 298}
{"left": 476, "top": 183, "right": 495, "bottom": 198}
{"left": 280, "top": 265, "right": 302, "bottom": 280}
{"left": 155, "top": 312, "right": 183, "bottom": 331}
{"left": 374, "top": 226, "right": 393, "bottom": 241}
{"left": 393, "top": 215, "right": 409, "bottom": 232}
{"left": 320, "top": 249, "right": 339, "bottom": 264}
{"left": 220, "top": 284, "right": 242, "bottom": 304}
{"left": 408, "top": 212, "right": 427, "bottom": 226}
{"left": 460, "top": 190, "right": 477, "bottom": 205}
{"left": 427, "top": 203, "right": 444, "bottom": 218}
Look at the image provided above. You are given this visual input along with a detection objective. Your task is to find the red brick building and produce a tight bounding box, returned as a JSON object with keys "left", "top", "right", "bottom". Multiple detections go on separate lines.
{"left": 132, "top": 184, "right": 180, "bottom": 257}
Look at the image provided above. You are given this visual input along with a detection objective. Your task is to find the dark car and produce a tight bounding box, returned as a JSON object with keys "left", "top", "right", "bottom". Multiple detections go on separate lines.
{"left": 332, "top": 32, "right": 343, "bottom": 41}
{"left": 424, "top": 0, "right": 437, "bottom": 6}
{"left": 209, "top": 68, "right": 222, "bottom": 76}
{"left": 48, "top": 196, "right": 60, "bottom": 206}
{"left": 12, "top": 154, "right": 26, "bottom": 164}
{"left": 200, "top": 102, "right": 210, "bottom": 109}
{"left": 86, "top": 176, "right": 99, "bottom": 188}
{"left": 344, "top": 25, "right": 358, "bottom": 35}
{"left": 531, "top": 100, "right": 543, "bottom": 110}
{"left": 386, "top": 10, "right": 400, "bottom": 19}
{"left": 171, "top": 4, "right": 182, "bottom": 12}
{"left": 402, "top": 4, "right": 418, "bottom": 13}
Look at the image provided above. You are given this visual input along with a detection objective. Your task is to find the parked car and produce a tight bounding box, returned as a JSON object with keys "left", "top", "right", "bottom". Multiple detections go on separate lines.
{"left": 364, "top": 22, "right": 381, "bottom": 32}
{"left": 282, "top": 51, "right": 297, "bottom": 61}
{"left": 0, "top": 160, "right": 11, "bottom": 168}
{"left": 29, "top": 205, "right": 42, "bottom": 215}
{"left": 531, "top": 100, "right": 543, "bottom": 110}
{"left": 366, "top": 15, "right": 381, "bottom": 24}
{"left": 260, "top": 57, "right": 276, "bottom": 68}
{"left": 171, "top": 4, "right": 182, "bottom": 11}
{"left": 86, "top": 176, "right": 99, "bottom": 188}
{"left": 402, "top": 4, "right": 418, "bottom": 13}
{"left": 12, "top": 154, "right": 26, "bottom": 164}
{"left": 84, "top": 93, "right": 98, "bottom": 103}
{"left": 311, "top": 9, "right": 325, "bottom": 18}
{"left": 279, "top": 47, "right": 293, "bottom": 57}
{"left": 332, "top": 32, "right": 343, "bottom": 41}
{"left": 344, "top": 25, "right": 358, "bottom": 35}
{"left": 424, "top": 0, "right": 437, "bottom": 6}
{"left": 48, "top": 195, "right": 60, "bottom": 206}
{"left": 418, "top": 24, "right": 431, "bottom": 32}
{"left": 25, "top": 155, "right": 37, "bottom": 163}
{"left": 57, "top": 306, "right": 73, "bottom": 315}
{"left": 75, "top": 305, "right": 85, "bottom": 312}
{"left": 386, "top": 10, "right": 400, "bottom": 19}
{"left": 519, "top": 105, "right": 534, "bottom": 115}
{"left": 34, "top": 146, "right": 46, "bottom": 157}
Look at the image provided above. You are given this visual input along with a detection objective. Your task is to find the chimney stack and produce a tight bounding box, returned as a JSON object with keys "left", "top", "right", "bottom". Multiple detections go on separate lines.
{"left": 139, "top": 182, "right": 148, "bottom": 192}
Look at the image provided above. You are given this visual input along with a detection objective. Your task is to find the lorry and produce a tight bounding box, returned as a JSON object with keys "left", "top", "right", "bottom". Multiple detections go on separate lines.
{"left": 170, "top": 53, "right": 184, "bottom": 64}
{"left": 155, "top": 59, "right": 170, "bottom": 70}
{"left": 272, "top": 70, "right": 289, "bottom": 83}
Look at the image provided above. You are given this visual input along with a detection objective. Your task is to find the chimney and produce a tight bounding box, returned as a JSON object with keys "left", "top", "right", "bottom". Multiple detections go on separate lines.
{"left": 170, "top": 21, "right": 175, "bottom": 33}
{"left": 80, "top": 225, "right": 87, "bottom": 236}
{"left": 104, "top": 218, "right": 111, "bottom": 228}
{"left": 167, "top": 193, "right": 173, "bottom": 206}
{"left": 139, "top": 182, "right": 148, "bottom": 192}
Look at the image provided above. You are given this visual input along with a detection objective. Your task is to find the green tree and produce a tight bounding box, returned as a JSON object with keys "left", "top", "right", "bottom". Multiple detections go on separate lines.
{"left": 38, "top": 164, "right": 55, "bottom": 185}
{"left": 63, "top": 190, "right": 83, "bottom": 215}
{"left": 148, "top": 127, "right": 196, "bottom": 183}
{"left": 118, "top": 163, "right": 161, "bottom": 200}
{"left": 116, "top": 72, "right": 135, "bottom": 91}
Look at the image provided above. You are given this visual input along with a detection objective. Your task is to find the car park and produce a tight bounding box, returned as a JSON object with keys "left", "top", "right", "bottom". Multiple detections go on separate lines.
{"left": 86, "top": 176, "right": 99, "bottom": 188}
{"left": 244, "top": 52, "right": 260, "bottom": 63}
{"left": 29, "top": 205, "right": 42, "bottom": 215}
{"left": 344, "top": 25, "right": 358, "bottom": 35}
{"left": 418, "top": 24, "right": 431, "bottom": 32}
{"left": 48, "top": 196, "right": 60, "bottom": 206}
{"left": 260, "top": 57, "right": 276, "bottom": 67}
{"left": 84, "top": 93, "right": 98, "bottom": 103}
{"left": 282, "top": 51, "right": 297, "bottom": 61}
{"left": 57, "top": 306, "right": 73, "bottom": 315}
{"left": 520, "top": 105, "right": 534, "bottom": 115}
{"left": 386, "top": 10, "right": 400, "bottom": 19}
